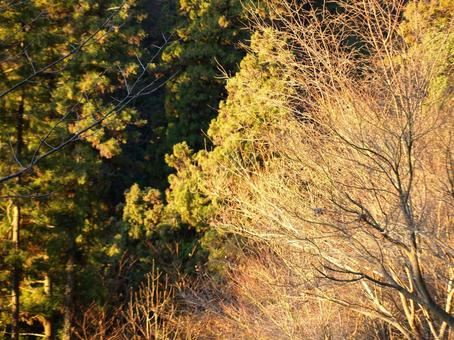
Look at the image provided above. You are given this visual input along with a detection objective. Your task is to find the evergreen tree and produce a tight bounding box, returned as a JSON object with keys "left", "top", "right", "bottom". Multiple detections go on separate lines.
{"left": 118, "top": 0, "right": 249, "bottom": 276}
{"left": 165, "top": 27, "right": 295, "bottom": 273}
{"left": 121, "top": 27, "right": 294, "bottom": 277}
{"left": 161, "top": 0, "right": 247, "bottom": 151}
{"left": 0, "top": 0, "right": 148, "bottom": 337}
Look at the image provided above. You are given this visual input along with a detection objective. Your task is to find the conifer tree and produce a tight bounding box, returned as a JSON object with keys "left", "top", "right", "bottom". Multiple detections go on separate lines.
{"left": 119, "top": 0, "right": 248, "bottom": 275}
{"left": 161, "top": 0, "right": 247, "bottom": 151}
{"left": 0, "top": 0, "right": 148, "bottom": 337}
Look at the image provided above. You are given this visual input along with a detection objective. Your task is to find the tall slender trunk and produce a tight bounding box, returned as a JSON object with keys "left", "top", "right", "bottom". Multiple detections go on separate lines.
{"left": 11, "top": 96, "right": 24, "bottom": 340}
{"left": 11, "top": 204, "right": 20, "bottom": 340}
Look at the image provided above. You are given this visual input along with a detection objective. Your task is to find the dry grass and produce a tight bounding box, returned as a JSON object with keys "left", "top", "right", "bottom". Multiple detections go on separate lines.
{"left": 172, "top": 247, "right": 386, "bottom": 339}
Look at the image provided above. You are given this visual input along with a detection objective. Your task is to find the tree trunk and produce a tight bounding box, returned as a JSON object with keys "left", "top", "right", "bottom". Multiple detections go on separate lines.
{"left": 11, "top": 204, "right": 20, "bottom": 340}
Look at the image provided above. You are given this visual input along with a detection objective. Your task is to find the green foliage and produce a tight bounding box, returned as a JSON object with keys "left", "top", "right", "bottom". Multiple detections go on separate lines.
{"left": 161, "top": 0, "right": 247, "bottom": 150}
{"left": 123, "top": 184, "right": 164, "bottom": 239}
{"left": 159, "top": 28, "right": 294, "bottom": 274}
{"left": 400, "top": 0, "right": 453, "bottom": 104}
{"left": 0, "top": 0, "right": 150, "bottom": 335}
{"left": 117, "top": 0, "right": 249, "bottom": 276}
{"left": 165, "top": 142, "right": 214, "bottom": 231}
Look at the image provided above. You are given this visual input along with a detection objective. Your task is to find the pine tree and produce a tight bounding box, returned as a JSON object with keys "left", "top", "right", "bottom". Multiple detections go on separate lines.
{"left": 0, "top": 0, "right": 148, "bottom": 337}
{"left": 163, "top": 27, "right": 295, "bottom": 273}
{"left": 118, "top": 0, "right": 249, "bottom": 276}
{"left": 161, "top": 0, "right": 247, "bottom": 151}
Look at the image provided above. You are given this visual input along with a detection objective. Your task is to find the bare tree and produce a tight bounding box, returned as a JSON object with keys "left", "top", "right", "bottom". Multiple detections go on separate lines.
{"left": 75, "top": 263, "right": 179, "bottom": 340}
{"left": 210, "top": 1, "right": 453, "bottom": 338}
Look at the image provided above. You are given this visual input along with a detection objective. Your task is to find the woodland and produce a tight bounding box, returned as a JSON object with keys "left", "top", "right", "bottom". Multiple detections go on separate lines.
{"left": 0, "top": 0, "right": 453, "bottom": 339}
